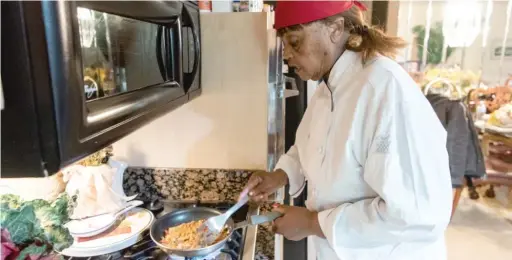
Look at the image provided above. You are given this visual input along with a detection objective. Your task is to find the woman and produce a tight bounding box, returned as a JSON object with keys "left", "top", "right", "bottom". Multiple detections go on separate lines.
{"left": 240, "top": 1, "right": 453, "bottom": 260}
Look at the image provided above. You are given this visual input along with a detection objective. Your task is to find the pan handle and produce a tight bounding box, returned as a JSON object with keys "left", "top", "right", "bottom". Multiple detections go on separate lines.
{"left": 250, "top": 211, "right": 283, "bottom": 225}
{"left": 233, "top": 212, "right": 283, "bottom": 230}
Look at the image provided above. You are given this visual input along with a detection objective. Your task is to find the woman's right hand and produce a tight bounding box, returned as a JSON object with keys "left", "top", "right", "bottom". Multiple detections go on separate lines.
{"left": 239, "top": 169, "right": 289, "bottom": 203}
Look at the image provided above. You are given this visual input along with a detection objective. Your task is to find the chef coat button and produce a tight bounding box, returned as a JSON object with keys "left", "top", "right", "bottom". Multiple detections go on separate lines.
{"left": 318, "top": 146, "right": 324, "bottom": 153}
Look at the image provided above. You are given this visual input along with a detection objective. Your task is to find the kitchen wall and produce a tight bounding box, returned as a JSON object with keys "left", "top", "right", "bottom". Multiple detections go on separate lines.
{"left": 113, "top": 13, "right": 272, "bottom": 170}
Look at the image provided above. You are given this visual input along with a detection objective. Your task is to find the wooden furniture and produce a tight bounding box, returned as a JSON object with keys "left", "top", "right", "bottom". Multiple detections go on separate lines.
{"left": 481, "top": 132, "right": 512, "bottom": 156}
{"left": 481, "top": 132, "right": 512, "bottom": 198}
{"left": 451, "top": 132, "right": 512, "bottom": 219}
{"left": 452, "top": 187, "right": 463, "bottom": 219}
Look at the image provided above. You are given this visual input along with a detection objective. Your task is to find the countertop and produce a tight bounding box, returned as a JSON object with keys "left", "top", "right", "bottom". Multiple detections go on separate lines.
{"left": 255, "top": 204, "right": 276, "bottom": 260}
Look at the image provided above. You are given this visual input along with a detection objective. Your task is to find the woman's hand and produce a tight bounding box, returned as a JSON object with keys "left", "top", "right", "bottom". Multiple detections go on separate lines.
{"left": 272, "top": 205, "right": 325, "bottom": 241}
{"left": 239, "top": 169, "right": 288, "bottom": 203}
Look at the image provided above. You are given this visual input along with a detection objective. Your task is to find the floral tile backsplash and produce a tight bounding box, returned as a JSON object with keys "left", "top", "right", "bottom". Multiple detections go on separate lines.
{"left": 123, "top": 168, "right": 254, "bottom": 202}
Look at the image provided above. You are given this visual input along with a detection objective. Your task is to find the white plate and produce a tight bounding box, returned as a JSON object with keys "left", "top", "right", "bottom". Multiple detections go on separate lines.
{"left": 485, "top": 124, "right": 512, "bottom": 135}
{"left": 58, "top": 208, "right": 154, "bottom": 257}
{"left": 67, "top": 214, "right": 116, "bottom": 236}
{"left": 475, "top": 120, "right": 485, "bottom": 130}
{"left": 66, "top": 200, "right": 144, "bottom": 238}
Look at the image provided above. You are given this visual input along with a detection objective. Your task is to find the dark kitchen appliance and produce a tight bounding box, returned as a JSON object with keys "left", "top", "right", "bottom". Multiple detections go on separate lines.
{"left": 282, "top": 68, "right": 309, "bottom": 260}
{"left": 1, "top": 1, "right": 201, "bottom": 177}
{"left": 62, "top": 201, "right": 250, "bottom": 260}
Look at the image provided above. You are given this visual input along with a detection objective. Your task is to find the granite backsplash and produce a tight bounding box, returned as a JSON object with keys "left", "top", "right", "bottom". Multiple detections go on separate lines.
{"left": 123, "top": 168, "right": 254, "bottom": 202}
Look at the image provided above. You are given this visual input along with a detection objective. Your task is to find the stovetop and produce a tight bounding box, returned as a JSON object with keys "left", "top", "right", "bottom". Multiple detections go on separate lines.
{"left": 64, "top": 201, "right": 250, "bottom": 260}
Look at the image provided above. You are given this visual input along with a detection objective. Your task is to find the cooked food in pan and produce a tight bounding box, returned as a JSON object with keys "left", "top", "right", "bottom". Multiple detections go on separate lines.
{"left": 160, "top": 219, "right": 229, "bottom": 249}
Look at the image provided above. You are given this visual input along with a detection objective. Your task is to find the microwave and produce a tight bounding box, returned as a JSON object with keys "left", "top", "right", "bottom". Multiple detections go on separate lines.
{"left": 1, "top": 1, "right": 201, "bottom": 177}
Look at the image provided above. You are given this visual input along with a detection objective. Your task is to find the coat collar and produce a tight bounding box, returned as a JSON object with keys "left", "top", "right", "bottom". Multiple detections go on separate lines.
{"left": 324, "top": 50, "right": 362, "bottom": 92}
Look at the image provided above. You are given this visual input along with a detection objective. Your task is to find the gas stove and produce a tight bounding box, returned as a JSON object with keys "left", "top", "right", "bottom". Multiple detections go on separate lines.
{"left": 64, "top": 200, "right": 255, "bottom": 260}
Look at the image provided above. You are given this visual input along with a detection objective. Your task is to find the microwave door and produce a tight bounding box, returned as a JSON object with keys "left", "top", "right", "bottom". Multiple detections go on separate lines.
{"left": 83, "top": 16, "right": 186, "bottom": 130}
{"left": 50, "top": 1, "right": 190, "bottom": 169}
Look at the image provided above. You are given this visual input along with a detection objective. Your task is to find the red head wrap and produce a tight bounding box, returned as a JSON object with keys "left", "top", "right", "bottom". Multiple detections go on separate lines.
{"left": 274, "top": 1, "right": 367, "bottom": 30}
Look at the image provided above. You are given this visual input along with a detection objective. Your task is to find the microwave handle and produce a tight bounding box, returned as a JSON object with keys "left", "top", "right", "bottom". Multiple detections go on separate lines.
{"left": 0, "top": 76, "right": 4, "bottom": 110}
{"left": 156, "top": 26, "right": 166, "bottom": 80}
{"left": 182, "top": 8, "right": 199, "bottom": 92}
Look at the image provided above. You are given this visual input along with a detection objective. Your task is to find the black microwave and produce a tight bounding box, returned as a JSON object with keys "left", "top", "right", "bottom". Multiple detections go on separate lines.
{"left": 1, "top": 1, "right": 201, "bottom": 177}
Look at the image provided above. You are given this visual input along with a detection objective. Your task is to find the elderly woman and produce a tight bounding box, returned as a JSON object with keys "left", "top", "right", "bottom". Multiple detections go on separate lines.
{"left": 240, "top": 1, "right": 453, "bottom": 260}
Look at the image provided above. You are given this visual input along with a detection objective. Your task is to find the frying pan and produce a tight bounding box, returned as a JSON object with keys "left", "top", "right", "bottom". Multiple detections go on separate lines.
{"left": 150, "top": 207, "right": 282, "bottom": 258}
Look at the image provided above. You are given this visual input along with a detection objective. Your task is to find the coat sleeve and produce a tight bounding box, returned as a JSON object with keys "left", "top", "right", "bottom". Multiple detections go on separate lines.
{"left": 446, "top": 101, "right": 469, "bottom": 187}
{"left": 274, "top": 83, "right": 321, "bottom": 198}
{"left": 275, "top": 145, "right": 306, "bottom": 198}
{"left": 317, "top": 76, "right": 452, "bottom": 254}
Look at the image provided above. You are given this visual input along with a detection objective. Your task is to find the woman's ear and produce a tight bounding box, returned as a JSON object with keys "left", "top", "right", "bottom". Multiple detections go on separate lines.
{"left": 329, "top": 17, "right": 345, "bottom": 43}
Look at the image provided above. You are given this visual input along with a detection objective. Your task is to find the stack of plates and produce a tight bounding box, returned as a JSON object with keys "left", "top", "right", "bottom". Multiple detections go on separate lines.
{"left": 58, "top": 208, "right": 154, "bottom": 257}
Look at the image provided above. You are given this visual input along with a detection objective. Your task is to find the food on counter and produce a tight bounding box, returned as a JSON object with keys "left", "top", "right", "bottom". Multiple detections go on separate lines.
{"left": 160, "top": 219, "right": 229, "bottom": 249}
{"left": 486, "top": 87, "right": 511, "bottom": 113}
{"left": 77, "top": 146, "right": 113, "bottom": 166}
{"left": 0, "top": 193, "right": 74, "bottom": 259}
{"left": 470, "top": 87, "right": 511, "bottom": 114}
{"left": 421, "top": 67, "right": 481, "bottom": 98}
{"left": 424, "top": 67, "right": 480, "bottom": 87}
{"left": 488, "top": 103, "right": 512, "bottom": 128}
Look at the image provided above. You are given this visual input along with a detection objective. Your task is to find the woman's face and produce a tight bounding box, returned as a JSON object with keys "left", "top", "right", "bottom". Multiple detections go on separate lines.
{"left": 282, "top": 20, "right": 344, "bottom": 81}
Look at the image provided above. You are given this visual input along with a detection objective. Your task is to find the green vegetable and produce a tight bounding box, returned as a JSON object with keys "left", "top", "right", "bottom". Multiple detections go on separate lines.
{"left": 16, "top": 244, "right": 48, "bottom": 260}
{"left": 42, "top": 226, "right": 73, "bottom": 252}
{"left": 1, "top": 204, "right": 43, "bottom": 244}
{"left": 0, "top": 194, "right": 22, "bottom": 209}
{"left": 28, "top": 196, "right": 70, "bottom": 227}
{"left": 0, "top": 194, "right": 74, "bottom": 253}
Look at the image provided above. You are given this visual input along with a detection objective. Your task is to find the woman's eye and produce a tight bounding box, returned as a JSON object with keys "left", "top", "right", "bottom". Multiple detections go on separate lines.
{"left": 285, "top": 34, "right": 301, "bottom": 50}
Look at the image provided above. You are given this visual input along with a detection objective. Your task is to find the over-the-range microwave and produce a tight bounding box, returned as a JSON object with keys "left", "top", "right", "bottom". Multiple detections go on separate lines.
{"left": 1, "top": 1, "right": 201, "bottom": 177}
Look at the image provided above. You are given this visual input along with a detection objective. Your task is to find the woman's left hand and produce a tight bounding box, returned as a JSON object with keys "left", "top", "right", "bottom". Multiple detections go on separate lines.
{"left": 272, "top": 205, "right": 323, "bottom": 241}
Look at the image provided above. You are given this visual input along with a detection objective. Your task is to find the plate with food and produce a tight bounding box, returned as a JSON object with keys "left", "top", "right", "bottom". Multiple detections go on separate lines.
{"left": 150, "top": 207, "right": 282, "bottom": 258}
{"left": 487, "top": 103, "right": 512, "bottom": 133}
{"left": 58, "top": 207, "right": 154, "bottom": 257}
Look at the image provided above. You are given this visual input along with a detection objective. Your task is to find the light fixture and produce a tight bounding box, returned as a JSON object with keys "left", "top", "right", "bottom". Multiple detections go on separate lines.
{"left": 442, "top": 0, "right": 482, "bottom": 47}
{"left": 482, "top": 0, "right": 494, "bottom": 48}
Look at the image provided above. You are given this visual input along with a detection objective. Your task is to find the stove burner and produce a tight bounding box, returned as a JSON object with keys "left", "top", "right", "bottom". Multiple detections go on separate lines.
{"left": 167, "top": 248, "right": 221, "bottom": 260}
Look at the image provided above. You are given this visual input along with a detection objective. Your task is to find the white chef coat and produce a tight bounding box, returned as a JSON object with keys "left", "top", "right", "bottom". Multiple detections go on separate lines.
{"left": 275, "top": 50, "right": 452, "bottom": 260}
